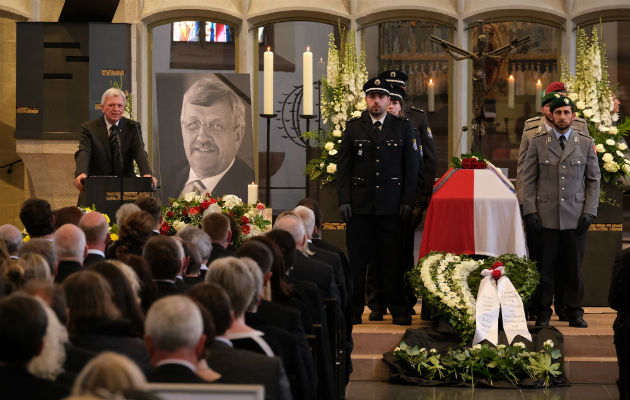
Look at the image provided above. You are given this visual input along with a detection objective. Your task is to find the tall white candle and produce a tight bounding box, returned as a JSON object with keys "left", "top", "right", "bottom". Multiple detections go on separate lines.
{"left": 427, "top": 78, "right": 435, "bottom": 112}
{"left": 247, "top": 182, "right": 258, "bottom": 205}
{"left": 535, "top": 79, "right": 542, "bottom": 110}
{"left": 508, "top": 75, "right": 515, "bottom": 109}
{"left": 303, "top": 46, "right": 313, "bottom": 115}
{"left": 264, "top": 47, "right": 274, "bottom": 115}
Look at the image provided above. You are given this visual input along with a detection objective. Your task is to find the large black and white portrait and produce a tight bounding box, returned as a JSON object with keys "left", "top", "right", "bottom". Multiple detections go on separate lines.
{"left": 155, "top": 73, "right": 254, "bottom": 203}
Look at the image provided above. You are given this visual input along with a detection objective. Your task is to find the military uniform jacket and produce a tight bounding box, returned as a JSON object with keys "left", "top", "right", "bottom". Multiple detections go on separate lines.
{"left": 521, "top": 128, "right": 600, "bottom": 230}
{"left": 337, "top": 112, "right": 418, "bottom": 215}
{"left": 516, "top": 116, "right": 588, "bottom": 204}
{"left": 405, "top": 105, "right": 436, "bottom": 198}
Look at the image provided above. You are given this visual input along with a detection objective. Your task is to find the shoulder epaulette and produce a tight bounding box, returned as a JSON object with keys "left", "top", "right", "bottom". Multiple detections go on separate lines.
{"left": 348, "top": 116, "right": 361, "bottom": 122}
{"left": 574, "top": 116, "right": 587, "bottom": 123}
{"left": 393, "top": 114, "right": 408, "bottom": 121}
{"left": 409, "top": 106, "right": 425, "bottom": 113}
{"left": 525, "top": 116, "right": 541, "bottom": 123}
{"left": 576, "top": 128, "right": 590, "bottom": 137}
{"left": 532, "top": 130, "right": 547, "bottom": 138}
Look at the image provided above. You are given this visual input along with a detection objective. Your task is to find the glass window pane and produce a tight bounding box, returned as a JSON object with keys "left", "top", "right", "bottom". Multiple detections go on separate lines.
{"left": 172, "top": 21, "right": 200, "bottom": 42}
{"left": 363, "top": 21, "right": 453, "bottom": 177}
{"left": 468, "top": 21, "right": 561, "bottom": 177}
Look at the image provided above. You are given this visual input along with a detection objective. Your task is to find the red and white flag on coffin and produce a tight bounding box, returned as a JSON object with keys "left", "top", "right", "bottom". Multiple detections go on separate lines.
{"left": 419, "top": 167, "right": 527, "bottom": 259}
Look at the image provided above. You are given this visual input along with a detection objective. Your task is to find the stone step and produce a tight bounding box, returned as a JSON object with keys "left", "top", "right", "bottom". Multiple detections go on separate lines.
{"left": 350, "top": 354, "right": 619, "bottom": 384}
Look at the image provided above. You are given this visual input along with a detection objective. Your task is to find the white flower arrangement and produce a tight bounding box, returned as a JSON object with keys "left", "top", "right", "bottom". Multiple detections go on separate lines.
{"left": 561, "top": 26, "right": 630, "bottom": 193}
{"left": 222, "top": 194, "right": 243, "bottom": 210}
{"left": 305, "top": 27, "right": 368, "bottom": 184}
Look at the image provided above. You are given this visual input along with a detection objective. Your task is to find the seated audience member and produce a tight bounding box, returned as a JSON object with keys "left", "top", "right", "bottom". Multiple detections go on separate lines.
{"left": 265, "top": 229, "right": 335, "bottom": 400}
{"left": 178, "top": 238, "right": 204, "bottom": 286}
{"left": 78, "top": 211, "right": 109, "bottom": 266}
{"left": 108, "top": 211, "right": 154, "bottom": 259}
{"left": 119, "top": 254, "right": 159, "bottom": 311}
{"left": 53, "top": 224, "right": 87, "bottom": 283}
{"left": 63, "top": 270, "right": 150, "bottom": 372}
{"left": 28, "top": 297, "right": 69, "bottom": 384}
{"left": 53, "top": 206, "right": 84, "bottom": 231}
{"left": 91, "top": 262, "right": 145, "bottom": 336}
{"left": 0, "top": 293, "right": 70, "bottom": 400}
{"left": 144, "top": 295, "right": 215, "bottom": 383}
{"left": 1, "top": 259, "right": 26, "bottom": 294}
{"left": 20, "top": 198, "right": 55, "bottom": 239}
{"left": 71, "top": 352, "right": 147, "bottom": 396}
{"left": 19, "top": 238, "right": 57, "bottom": 277}
{"left": 0, "top": 223, "right": 22, "bottom": 258}
{"left": 188, "top": 283, "right": 292, "bottom": 400}
{"left": 205, "top": 256, "right": 275, "bottom": 357}
{"left": 142, "top": 236, "right": 184, "bottom": 298}
{"left": 135, "top": 197, "right": 162, "bottom": 236}
{"left": 114, "top": 203, "right": 141, "bottom": 226}
{"left": 105, "top": 259, "right": 143, "bottom": 302}
{"left": 225, "top": 213, "right": 241, "bottom": 253}
{"left": 21, "top": 252, "right": 52, "bottom": 282}
{"left": 202, "top": 212, "right": 234, "bottom": 264}
{"left": 172, "top": 237, "right": 192, "bottom": 291}
{"left": 177, "top": 226, "right": 212, "bottom": 279}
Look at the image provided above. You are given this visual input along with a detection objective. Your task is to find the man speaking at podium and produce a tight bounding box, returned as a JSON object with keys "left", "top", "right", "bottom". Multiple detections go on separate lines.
{"left": 73, "top": 88, "right": 157, "bottom": 201}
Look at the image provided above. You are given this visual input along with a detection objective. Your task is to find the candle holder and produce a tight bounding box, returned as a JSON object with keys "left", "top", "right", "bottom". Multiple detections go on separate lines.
{"left": 300, "top": 114, "right": 317, "bottom": 197}
{"left": 260, "top": 113, "right": 277, "bottom": 206}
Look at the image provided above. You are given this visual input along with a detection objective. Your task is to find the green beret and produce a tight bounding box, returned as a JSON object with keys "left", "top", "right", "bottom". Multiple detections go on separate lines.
{"left": 549, "top": 96, "right": 575, "bottom": 113}
{"left": 541, "top": 91, "right": 562, "bottom": 107}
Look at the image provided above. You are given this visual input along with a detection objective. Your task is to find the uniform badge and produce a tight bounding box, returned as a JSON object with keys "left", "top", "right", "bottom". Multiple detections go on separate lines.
{"left": 564, "top": 98, "right": 570, "bottom": 105}
{"left": 357, "top": 149, "right": 362, "bottom": 156}
{"left": 427, "top": 128, "right": 433, "bottom": 139}
{"left": 374, "top": 79, "right": 381, "bottom": 85}
{"left": 413, "top": 138, "right": 418, "bottom": 151}
{"left": 574, "top": 135, "right": 579, "bottom": 143}
{"left": 547, "top": 136, "right": 552, "bottom": 144}
{"left": 390, "top": 71, "right": 396, "bottom": 78}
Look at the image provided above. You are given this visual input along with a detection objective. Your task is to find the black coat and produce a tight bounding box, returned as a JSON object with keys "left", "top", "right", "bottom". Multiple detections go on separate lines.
{"left": 147, "top": 363, "right": 207, "bottom": 384}
{"left": 337, "top": 112, "right": 418, "bottom": 215}
{"left": 70, "top": 318, "right": 151, "bottom": 373}
{"left": 291, "top": 250, "right": 339, "bottom": 303}
{"left": 0, "top": 366, "right": 70, "bottom": 400}
{"left": 207, "top": 339, "right": 292, "bottom": 400}
{"left": 83, "top": 252, "right": 105, "bottom": 267}
{"left": 54, "top": 260, "right": 82, "bottom": 283}
{"left": 405, "top": 106, "right": 437, "bottom": 199}
{"left": 154, "top": 280, "right": 183, "bottom": 299}
{"left": 207, "top": 243, "right": 234, "bottom": 266}
{"left": 75, "top": 116, "right": 152, "bottom": 178}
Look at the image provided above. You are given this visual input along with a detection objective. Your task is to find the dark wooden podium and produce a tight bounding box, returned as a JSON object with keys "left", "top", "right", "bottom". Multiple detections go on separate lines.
{"left": 83, "top": 176, "right": 153, "bottom": 218}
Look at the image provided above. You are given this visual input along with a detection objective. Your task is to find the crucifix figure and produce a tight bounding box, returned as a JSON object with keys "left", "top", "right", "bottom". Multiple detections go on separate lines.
{"left": 430, "top": 21, "right": 530, "bottom": 155}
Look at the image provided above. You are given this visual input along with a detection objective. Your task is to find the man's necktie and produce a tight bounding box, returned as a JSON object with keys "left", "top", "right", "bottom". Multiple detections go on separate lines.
{"left": 182, "top": 180, "right": 207, "bottom": 195}
{"left": 559, "top": 135, "right": 566, "bottom": 151}
{"left": 374, "top": 120, "right": 382, "bottom": 134}
{"left": 109, "top": 126, "right": 122, "bottom": 176}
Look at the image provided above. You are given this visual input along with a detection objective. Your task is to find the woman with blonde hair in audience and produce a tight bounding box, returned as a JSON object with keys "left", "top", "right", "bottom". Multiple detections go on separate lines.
{"left": 21, "top": 252, "right": 52, "bottom": 282}
{"left": 63, "top": 270, "right": 150, "bottom": 372}
{"left": 71, "top": 352, "right": 147, "bottom": 396}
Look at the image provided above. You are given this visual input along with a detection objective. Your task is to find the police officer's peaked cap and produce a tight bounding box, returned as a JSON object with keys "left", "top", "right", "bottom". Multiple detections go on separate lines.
{"left": 541, "top": 91, "right": 562, "bottom": 107}
{"left": 549, "top": 96, "right": 575, "bottom": 113}
{"left": 389, "top": 84, "right": 406, "bottom": 101}
{"left": 363, "top": 77, "right": 392, "bottom": 95}
{"left": 378, "top": 70, "right": 408, "bottom": 86}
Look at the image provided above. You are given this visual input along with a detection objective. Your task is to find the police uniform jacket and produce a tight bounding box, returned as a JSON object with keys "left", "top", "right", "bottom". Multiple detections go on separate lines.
{"left": 516, "top": 116, "right": 588, "bottom": 204}
{"left": 405, "top": 105, "right": 436, "bottom": 199}
{"left": 521, "top": 128, "right": 600, "bottom": 230}
{"left": 337, "top": 112, "right": 418, "bottom": 215}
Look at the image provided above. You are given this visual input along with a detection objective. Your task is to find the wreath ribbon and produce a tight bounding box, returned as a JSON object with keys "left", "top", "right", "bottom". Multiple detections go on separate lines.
{"left": 472, "top": 267, "right": 532, "bottom": 346}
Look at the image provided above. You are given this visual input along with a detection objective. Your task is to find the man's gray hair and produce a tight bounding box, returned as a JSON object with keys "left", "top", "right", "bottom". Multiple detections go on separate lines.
{"left": 53, "top": 224, "right": 86, "bottom": 262}
{"left": 0, "top": 224, "right": 23, "bottom": 255}
{"left": 101, "top": 88, "right": 126, "bottom": 105}
{"left": 273, "top": 214, "right": 305, "bottom": 249}
{"left": 177, "top": 227, "right": 212, "bottom": 261}
{"left": 18, "top": 239, "right": 57, "bottom": 275}
{"left": 294, "top": 206, "right": 316, "bottom": 240}
{"left": 181, "top": 75, "right": 246, "bottom": 137}
{"left": 145, "top": 295, "right": 203, "bottom": 352}
{"left": 115, "top": 203, "right": 141, "bottom": 226}
{"left": 240, "top": 257, "right": 263, "bottom": 312}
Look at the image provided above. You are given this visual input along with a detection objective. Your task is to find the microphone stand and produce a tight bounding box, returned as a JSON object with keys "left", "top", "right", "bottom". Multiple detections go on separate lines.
{"left": 112, "top": 128, "right": 124, "bottom": 207}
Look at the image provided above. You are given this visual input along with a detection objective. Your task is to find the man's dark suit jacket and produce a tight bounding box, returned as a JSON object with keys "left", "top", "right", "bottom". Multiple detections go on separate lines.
{"left": 292, "top": 251, "right": 339, "bottom": 304}
{"left": 207, "top": 339, "right": 292, "bottom": 400}
{"left": 83, "top": 252, "right": 105, "bottom": 267}
{"left": 257, "top": 299, "right": 303, "bottom": 334}
{"left": 207, "top": 243, "right": 233, "bottom": 266}
{"left": 0, "top": 366, "right": 69, "bottom": 400}
{"left": 54, "top": 260, "right": 82, "bottom": 283}
{"left": 75, "top": 116, "right": 152, "bottom": 178}
{"left": 147, "top": 363, "right": 207, "bottom": 383}
{"left": 154, "top": 280, "right": 183, "bottom": 299}
{"left": 309, "top": 245, "right": 348, "bottom": 312}
{"left": 172, "top": 156, "right": 254, "bottom": 200}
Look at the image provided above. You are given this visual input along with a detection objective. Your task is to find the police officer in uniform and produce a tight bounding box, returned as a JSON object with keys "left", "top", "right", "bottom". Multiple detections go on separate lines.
{"left": 337, "top": 77, "right": 419, "bottom": 325}
{"left": 521, "top": 96, "right": 600, "bottom": 328}
{"left": 517, "top": 85, "right": 588, "bottom": 321}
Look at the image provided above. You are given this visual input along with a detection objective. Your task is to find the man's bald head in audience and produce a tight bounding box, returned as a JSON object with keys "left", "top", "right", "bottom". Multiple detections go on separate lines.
{"left": 53, "top": 224, "right": 87, "bottom": 264}
{"left": 79, "top": 212, "right": 109, "bottom": 247}
{"left": 0, "top": 224, "right": 22, "bottom": 256}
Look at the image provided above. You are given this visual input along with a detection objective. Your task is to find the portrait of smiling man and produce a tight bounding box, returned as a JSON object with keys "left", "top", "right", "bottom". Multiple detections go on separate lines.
{"left": 156, "top": 73, "right": 254, "bottom": 202}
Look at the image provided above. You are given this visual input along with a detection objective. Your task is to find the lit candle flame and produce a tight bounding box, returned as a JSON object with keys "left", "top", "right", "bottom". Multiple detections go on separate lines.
{"left": 306, "top": 46, "right": 310, "bottom": 52}
{"left": 429, "top": 78, "right": 433, "bottom": 85}
{"left": 267, "top": 46, "right": 271, "bottom": 52}
{"left": 509, "top": 74, "right": 514, "bottom": 80}
{"left": 537, "top": 79, "right": 541, "bottom": 85}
